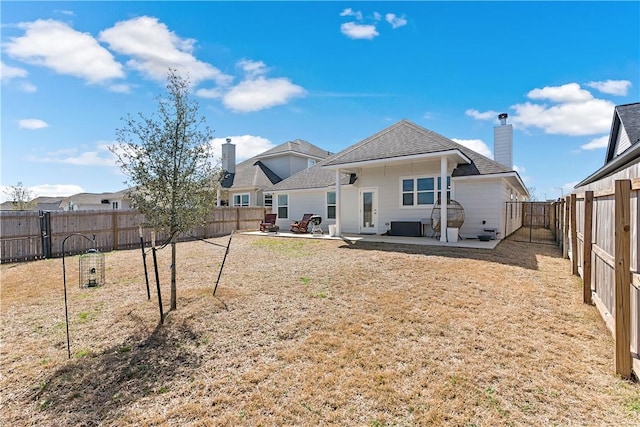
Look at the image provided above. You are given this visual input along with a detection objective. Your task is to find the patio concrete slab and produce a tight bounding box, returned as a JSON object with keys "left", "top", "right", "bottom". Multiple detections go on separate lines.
{"left": 241, "top": 230, "right": 500, "bottom": 249}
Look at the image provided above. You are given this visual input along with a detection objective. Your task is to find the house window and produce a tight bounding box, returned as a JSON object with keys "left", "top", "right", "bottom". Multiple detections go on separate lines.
{"left": 308, "top": 159, "right": 316, "bottom": 168}
{"left": 264, "top": 194, "right": 273, "bottom": 207}
{"left": 112, "top": 201, "right": 119, "bottom": 210}
{"left": 401, "top": 176, "right": 451, "bottom": 207}
{"left": 277, "top": 194, "right": 288, "bottom": 219}
{"left": 233, "top": 193, "right": 249, "bottom": 207}
{"left": 326, "top": 191, "right": 336, "bottom": 219}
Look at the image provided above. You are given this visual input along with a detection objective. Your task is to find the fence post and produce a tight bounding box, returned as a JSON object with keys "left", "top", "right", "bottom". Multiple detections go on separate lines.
{"left": 112, "top": 210, "right": 119, "bottom": 251}
{"left": 563, "top": 196, "right": 570, "bottom": 259}
{"left": 582, "top": 191, "right": 593, "bottom": 304}
{"left": 614, "top": 179, "right": 631, "bottom": 379}
{"left": 570, "top": 194, "right": 578, "bottom": 275}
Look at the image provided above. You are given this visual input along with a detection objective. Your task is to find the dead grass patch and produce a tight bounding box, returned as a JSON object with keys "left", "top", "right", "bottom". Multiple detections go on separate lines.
{"left": 1, "top": 234, "right": 638, "bottom": 426}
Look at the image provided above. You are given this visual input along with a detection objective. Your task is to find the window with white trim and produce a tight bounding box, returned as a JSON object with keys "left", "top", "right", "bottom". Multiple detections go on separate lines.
{"left": 264, "top": 194, "right": 273, "bottom": 207}
{"left": 401, "top": 176, "right": 450, "bottom": 206}
{"left": 233, "top": 193, "right": 249, "bottom": 207}
{"left": 308, "top": 159, "right": 316, "bottom": 168}
{"left": 326, "top": 191, "right": 336, "bottom": 219}
{"left": 277, "top": 194, "right": 288, "bottom": 219}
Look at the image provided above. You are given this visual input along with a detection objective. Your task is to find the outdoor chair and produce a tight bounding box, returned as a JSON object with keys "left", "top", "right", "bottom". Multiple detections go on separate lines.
{"left": 290, "top": 213, "right": 313, "bottom": 233}
{"left": 260, "top": 213, "right": 279, "bottom": 232}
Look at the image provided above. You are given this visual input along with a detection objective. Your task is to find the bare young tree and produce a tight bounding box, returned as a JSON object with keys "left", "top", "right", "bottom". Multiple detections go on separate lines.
{"left": 3, "top": 182, "right": 37, "bottom": 210}
{"left": 111, "top": 69, "right": 219, "bottom": 311}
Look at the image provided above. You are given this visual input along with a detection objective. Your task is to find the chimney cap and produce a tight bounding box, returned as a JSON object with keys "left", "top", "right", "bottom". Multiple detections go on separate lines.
{"left": 225, "top": 137, "right": 232, "bottom": 144}
{"left": 498, "top": 113, "right": 508, "bottom": 120}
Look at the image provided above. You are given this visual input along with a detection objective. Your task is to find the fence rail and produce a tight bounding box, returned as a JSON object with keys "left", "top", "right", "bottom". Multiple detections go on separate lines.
{"left": 566, "top": 179, "right": 639, "bottom": 380}
{"left": 0, "top": 207, "right": 268, "bottom": 263}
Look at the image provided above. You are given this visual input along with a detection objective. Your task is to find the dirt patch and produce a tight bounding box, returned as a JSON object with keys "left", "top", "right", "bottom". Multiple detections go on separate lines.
{"left": 1, "top": 234, "right": 638, "bottom": 426}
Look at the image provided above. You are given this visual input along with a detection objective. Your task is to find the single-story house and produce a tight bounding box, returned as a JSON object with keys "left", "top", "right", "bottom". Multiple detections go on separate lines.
{"left": 63, "top": 189, "right": 132, "bottom": 211}
{"left": 219, "top": 138, "right": 331, "bottom": 208}
{"left": 267, "top": 118, "right": 529, "bottom": 240}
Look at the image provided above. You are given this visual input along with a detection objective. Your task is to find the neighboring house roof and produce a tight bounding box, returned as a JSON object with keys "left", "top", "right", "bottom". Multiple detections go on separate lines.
{"left": 221, "top": 139, "right": 331, "bottom": 190}
{"left": 576, "top": 102, "right": 640, "bottom": 187}
{"left": 1, "top": 196, "right": 66, "bottom": 211}
{"left": 322, "top": 119, "right": 513, "bottom": 177}
{"left": 68, "top": 190, "right": 129, "bottom": 205}
{"left": 256, "top": 139, "right": 331, "bottom": 160}
{"left": 267, "top": 160, "right": 356, "bottom": 191}
{"left": 221, "top": 157, "right": 282, "bottom": 189}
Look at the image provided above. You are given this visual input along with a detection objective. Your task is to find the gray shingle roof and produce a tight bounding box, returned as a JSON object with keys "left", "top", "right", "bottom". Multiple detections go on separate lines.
{"left": 267, "top": 159, "right": 354, "bottom": 191}
{"left": 323, "top": 119, "right": 511, "bottom": 176}
{"left": 257, "top": 139, "right": 332, "bottom": 160}
{"left": 605, "top": 102, "right": 640, "bottom": 163}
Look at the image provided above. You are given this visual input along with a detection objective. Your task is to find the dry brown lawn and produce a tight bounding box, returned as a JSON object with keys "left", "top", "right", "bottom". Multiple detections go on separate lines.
{"left": 1, "top": 234, "right": 638, "bottom": 426}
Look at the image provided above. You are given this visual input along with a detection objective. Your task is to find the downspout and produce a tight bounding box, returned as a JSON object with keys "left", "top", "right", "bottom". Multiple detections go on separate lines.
{"left": 440, "top": 156, "right": 448, "bottom": 242}
{"left": 335, "top": 168, "right": 341, "bottom": 235}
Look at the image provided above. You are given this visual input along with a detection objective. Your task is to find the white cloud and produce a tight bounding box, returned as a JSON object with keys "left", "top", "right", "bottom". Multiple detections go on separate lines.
{"left": 1, "top": 61, "right": 28, "bottom": 81}
{"left": 209, "top": 135, "right": 274, "bottom": 163}
{"left": 237, "top": 59, "right": 268, "bottom": 78}
{"left": 195, "top": 87, "right": 224, "bottom": 99}
{"left": 19, "top": 82, "right": 37, "bottom": 93}
{"left": 0, "top": 184, "right": 85, "bottom": 203}
{"left": 107, "top": 83, "right": 132, "bottom": 93}
{"left": 580, "top": 135, "right": 609, "bottom": 150}
{"left": 585, "top": 79, "right": 632, "bottom": 96}
{"left": 513, "top": 164, "right": 525, "bottom": 174}
{"left": 465, "top": 109, "right": 500, "bottom": 121}
{"left": 452, "top": 138, "right": 493, "bottom": 158}
{"left": 28, "top": 144, "right": 117, "bottom": 166}
{"left": 19, "top": 118, "right": 48, "bottom": 129}
{"left": 468, "top": 82, "right": 616, "bottom": 136}
{"left": 99, "top": 16, "right": 232, "bottom": 87}
{"left": 340, "top": 8, "right": 363, "bottom": 21}
{"left": 340, "top": 22, "right": 379, "bottom": 40}
{"left": 527, "top": 83, "right": 593, "bottom": 103}
{"left": 223, "top": 76, "right": 306, "bottom": 112}
{"left": 385, "top": 13, "right": 407, "bottom": 29}
{"left": 30, "top": 184, "right": 84, "bottom": 198}
{"left": 5, "top": 19, "right": 124, "bottom": 84}
{"left": 511, "top": 98, "right": 614, "bottom": 136}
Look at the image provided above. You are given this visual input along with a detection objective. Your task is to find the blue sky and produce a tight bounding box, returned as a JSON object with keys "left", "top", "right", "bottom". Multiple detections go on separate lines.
{"left": 1, "top": 1, "right": 639, "bottom": 202}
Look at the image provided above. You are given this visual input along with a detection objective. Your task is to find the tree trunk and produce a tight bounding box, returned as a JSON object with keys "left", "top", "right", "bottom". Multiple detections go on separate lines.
{"left": 171, "top": 238, "right": 177, "bottom": 310}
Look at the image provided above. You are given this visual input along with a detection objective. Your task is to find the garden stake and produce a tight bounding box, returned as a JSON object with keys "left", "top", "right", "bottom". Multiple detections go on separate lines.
{"left": 213, "top": 230, "right": 233, "bottom": 296}
{"left": 139, "top": 225, "right": 151, "bottom": 300}
{"left": 151, "top": 245, "right": 164, "bottom": 325}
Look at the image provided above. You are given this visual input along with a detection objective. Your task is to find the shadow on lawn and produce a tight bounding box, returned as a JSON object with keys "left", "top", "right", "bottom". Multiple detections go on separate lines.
{"left": 34, "top": 320, "right": 202, "bottom": 425}
{"left": 339, "top": 235, "right": 563, "bottom": 271}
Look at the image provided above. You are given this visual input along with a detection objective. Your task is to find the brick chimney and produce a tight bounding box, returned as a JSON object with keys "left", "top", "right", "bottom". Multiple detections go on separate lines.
{"left": 221, "top": 138, "right": 236, "bottom": 174}
{"left": 493, "top": 113, "right": 513, "bottom": 169}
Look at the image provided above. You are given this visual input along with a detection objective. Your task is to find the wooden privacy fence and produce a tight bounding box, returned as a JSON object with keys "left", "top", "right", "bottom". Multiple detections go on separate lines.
{"left": 565, "top": 179, "right": 639, "bottom": 380}
{"left": 0, "top": 207, "right": 268, "bottom": 263}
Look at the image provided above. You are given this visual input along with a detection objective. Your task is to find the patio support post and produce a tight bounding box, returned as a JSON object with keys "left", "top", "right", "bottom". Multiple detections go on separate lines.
{"left": 440, "top": 156, "right": 448, "bottom": 242}
{"left": 335, "top": 168, "right": 341, "bottom": 236}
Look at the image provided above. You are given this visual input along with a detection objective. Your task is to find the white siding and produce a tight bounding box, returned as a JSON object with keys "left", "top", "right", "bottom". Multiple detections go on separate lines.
{"left": 262, "top": 155, "right": 311, "bottom": 181}
{"left": 455, "top": 179, "right": 503, "bottom": 238}
{"left": 614, "top": 126, "right": 632, "bottom": 157}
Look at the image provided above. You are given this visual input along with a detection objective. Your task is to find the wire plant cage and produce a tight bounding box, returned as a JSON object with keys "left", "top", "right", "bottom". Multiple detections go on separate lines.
{"left": 430, "top": 199, "right": 465, "bottom": 236}
{"left": 79, "top": 248, "right": 105, "bottom": 288}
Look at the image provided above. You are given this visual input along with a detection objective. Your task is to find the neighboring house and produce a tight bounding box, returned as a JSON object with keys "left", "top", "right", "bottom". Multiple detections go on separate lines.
{"left": 62, "top": 189, "right": 132, "bottom": 211}
{"left": 574, "top": 102, "right": 640, "bottom": 191}
{"left": 0, "top": 196, "right": 67, "bottom": 211}
{"left": 268, "top": 118, "right": 528, "bottom": 240}
{"left": 219, "top": 138, "right": 331, "bottom": 208}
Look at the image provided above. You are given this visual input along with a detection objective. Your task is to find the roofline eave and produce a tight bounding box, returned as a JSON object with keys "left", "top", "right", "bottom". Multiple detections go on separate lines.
{"left": 322, "top": 150, "right": 472, "bottom": 170}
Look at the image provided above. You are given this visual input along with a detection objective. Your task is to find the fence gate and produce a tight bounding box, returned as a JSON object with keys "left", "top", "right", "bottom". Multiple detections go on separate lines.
{"left": 39, "top": 210, "right": 52, "bottom": 258}
{"left": 507, "top": 201, "right": 557, "bottom": 245}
